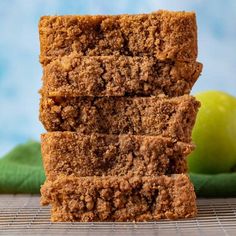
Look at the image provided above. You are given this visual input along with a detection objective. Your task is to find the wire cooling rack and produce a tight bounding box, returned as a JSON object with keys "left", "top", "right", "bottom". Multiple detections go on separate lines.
{"left": 0, "top": 195, "right": 236, "bottom": 236}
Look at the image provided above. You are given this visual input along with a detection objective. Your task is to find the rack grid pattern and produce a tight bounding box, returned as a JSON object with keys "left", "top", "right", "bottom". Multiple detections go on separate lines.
{"left": 0, "top": 195, "right": 236, "bottom": 236}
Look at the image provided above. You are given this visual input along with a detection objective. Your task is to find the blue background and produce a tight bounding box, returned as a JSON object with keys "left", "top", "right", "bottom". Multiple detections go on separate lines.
{"left": 0, "top": 0, "right": 236, "bottom": 156}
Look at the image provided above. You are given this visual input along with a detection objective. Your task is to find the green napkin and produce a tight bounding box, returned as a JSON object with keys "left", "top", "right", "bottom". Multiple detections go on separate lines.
{"left": 190, "top": 173, "right": 236, "bottom": 198}
{"left": 0, "top": 141, "right": 45, "bottom": 193}
{"left": 0, "top": 141, "right": 236, "bottom": 197}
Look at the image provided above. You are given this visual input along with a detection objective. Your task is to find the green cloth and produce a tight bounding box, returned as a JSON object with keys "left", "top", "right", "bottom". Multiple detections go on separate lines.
{"left": 0, "top": 141, "right": 45, "bottom": 193}
{"left": 0, "top": 142, "right": 236, "bottom": 197}
{"left": 190, "top": 173, "right": 236, "bottom": 197}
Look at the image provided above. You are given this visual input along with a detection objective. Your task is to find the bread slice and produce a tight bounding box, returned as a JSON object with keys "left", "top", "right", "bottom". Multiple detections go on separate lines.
{"left": 41, "top": 132, "right": 194, "bottom": 180}
{"left": 41, "top": 53, "right": 202, "bottom": 97}
{"left": 40, "top": 95, "right": 200, "bottom": 142}
{"left": 39, "top": 10, "right": 197, "bottom": 65}
{"left": 41, "top": 174, "right": 197, "bottom": 221}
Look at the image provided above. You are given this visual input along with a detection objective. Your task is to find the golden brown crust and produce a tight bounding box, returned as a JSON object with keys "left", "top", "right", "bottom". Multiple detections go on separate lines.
{"left": 39, "top": 95, "right": 200, "bottom": 142}
{"left": 41, "top": 132, "right": 194, "bottom": 180}
{"left": 41, "top": 174, "right": 197, "bottom": 222}
{"left": 39, "top": 10, "right": 197, "bottom": 65}
{"left": 41, "top": 53, "right": 202, "bottom": 97}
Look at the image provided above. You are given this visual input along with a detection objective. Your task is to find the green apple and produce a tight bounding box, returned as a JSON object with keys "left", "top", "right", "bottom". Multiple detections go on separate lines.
{"left": 188, "top": 91, "right": 236, "bottom": 174}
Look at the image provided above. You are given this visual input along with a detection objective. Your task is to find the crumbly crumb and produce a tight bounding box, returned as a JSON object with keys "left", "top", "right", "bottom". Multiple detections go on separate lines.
{"left": 41, "top": 53, "right": 202, "bottom": 97}
{"left": 39, "top": 10, "right": 200, "bottom": 222}
{"left": 41, "top": 132, "right": 194, "bottom": 180}
{"left": 39, "top": 10, "right": 197, "bottom": 65}
{"left": 40, "top": 95, "right": 200, "bottom": 142}
{"left": 41, "top": 174, "right": 197, "bottom": 222}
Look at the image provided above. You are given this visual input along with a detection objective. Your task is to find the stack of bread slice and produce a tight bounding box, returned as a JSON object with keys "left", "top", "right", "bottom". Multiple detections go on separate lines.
{"left": 39, "top": 10, "right": 202, "bottom": 222}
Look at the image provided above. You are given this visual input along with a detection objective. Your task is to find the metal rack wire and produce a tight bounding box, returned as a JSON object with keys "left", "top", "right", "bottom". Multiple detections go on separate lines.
{"left": 0, "top": 195, "right": 236, "bottom": 235}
